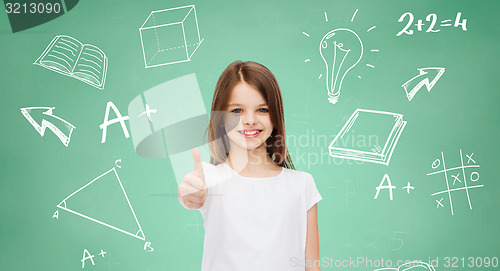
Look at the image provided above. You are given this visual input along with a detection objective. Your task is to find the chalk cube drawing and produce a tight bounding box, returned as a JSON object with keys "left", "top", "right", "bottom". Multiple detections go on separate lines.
{"left": 139, "top": 5, "right": 204, "bottom": 68}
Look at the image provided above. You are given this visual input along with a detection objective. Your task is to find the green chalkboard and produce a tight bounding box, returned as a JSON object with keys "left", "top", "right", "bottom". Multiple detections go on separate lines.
{"left": 1, "top": 0, "right": 499, "bottom": 270}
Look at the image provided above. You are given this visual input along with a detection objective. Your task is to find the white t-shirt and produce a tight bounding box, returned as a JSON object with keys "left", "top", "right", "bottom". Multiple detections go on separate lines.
{"left": 197, "top": 162, "right": 322, "bottom": 271}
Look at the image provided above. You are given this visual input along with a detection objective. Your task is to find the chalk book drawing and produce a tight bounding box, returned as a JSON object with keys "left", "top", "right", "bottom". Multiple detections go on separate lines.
{"left": 329, "top": 109, "right": 407, "bottom": 165}
{"left": 56, "top": 163, "right": 145, "bottom": 240}
{"left": 34, "top": 35, "right": 108, "bottom": 89}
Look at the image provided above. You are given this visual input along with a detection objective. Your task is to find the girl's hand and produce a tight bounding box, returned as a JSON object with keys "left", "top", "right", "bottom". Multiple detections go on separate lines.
{"left": 178, "top": 148, "right": 207, "bottom": 210}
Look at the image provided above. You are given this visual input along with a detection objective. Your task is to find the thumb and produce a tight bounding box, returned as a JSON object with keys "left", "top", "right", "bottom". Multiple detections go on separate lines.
{"left": 192, "top": 148, "right": 204, "bottom": 179}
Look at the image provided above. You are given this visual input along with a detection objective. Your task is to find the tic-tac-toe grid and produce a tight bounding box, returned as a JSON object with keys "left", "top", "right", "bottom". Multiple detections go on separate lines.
{"left": 427, "top": 150, "right": 484, "bottom": 215}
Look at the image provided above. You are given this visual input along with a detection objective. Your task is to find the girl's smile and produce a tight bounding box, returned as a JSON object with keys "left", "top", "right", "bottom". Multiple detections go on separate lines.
{"left": 238, "top": 129, "right": 263, "bottom": 138}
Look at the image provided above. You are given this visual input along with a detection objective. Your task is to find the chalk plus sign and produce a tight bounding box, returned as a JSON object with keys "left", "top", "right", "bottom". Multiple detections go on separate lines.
{"left": 99, "top": 249, "right": 107, "bottom": 257}
{"left": 402, "top": 182, "right": 414, "bottom": 194}
{"left": 138, "top": 104, "right": 158, "bottom": 121}
{"left": 415, "top": 19, "right": 425, "bottom": 31}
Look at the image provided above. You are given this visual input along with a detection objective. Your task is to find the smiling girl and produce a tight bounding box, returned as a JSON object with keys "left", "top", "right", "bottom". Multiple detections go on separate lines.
{"left": 178, "top": 61, "right": 322, "bottom": 271}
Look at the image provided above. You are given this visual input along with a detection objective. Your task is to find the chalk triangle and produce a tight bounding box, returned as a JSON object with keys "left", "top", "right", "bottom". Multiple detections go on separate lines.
{"left": 57, "top": 167, "right": 145, "bottom": 240}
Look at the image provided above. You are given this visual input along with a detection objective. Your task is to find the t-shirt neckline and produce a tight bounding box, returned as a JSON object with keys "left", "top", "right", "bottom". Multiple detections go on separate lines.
{"left": 221, "top": 162, "right": 285, "bottom": 180}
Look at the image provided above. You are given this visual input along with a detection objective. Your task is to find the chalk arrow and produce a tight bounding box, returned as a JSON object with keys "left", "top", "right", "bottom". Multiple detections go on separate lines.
{"left": 20, "top": 107, "right": 76, "bottom": 147}
{"left": 402, "top": 67, "right": 445, "bottom": 101}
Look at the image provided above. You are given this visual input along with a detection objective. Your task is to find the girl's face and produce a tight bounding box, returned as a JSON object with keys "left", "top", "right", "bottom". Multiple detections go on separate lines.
{"left": 224, "top": 81, "right": 273, "bottom": 151}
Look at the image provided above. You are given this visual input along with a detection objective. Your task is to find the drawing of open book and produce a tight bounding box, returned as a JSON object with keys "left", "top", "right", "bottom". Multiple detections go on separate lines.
{"left": 329, "top": 109, "right": 407, "bottom": 166}
{"left": 34, "top": 35, "right": 108, "bottom": 90}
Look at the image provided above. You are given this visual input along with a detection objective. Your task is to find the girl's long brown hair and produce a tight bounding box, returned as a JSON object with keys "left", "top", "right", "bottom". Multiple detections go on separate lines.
{"left": 207, "top": 61, "right": 294, "bottom": 169}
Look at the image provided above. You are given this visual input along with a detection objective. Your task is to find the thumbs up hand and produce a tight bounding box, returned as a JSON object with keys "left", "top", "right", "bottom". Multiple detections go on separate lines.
{"left": 178, "top": 148, "right": 207, "bottom": 210}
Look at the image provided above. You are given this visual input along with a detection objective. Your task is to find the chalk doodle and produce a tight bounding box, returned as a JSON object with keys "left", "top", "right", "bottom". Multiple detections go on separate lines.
{"left": 397, "top": 11, "right": 467, "bottom": 36}
{"left": 100, "top": 101, "right": 130, "bottom": 143}
{"left": 374, "top": 174, "right": 396, "bottom": 200}
{"left": 81, "top": 248, "right": 107, "bottom": 268}
{"left": 402, "top": 182, "right": 415, "bottom": 194}
{"left": 56, "top": 160, "right": 146, "bottom": 241}
{"left": 20, "top": 107, "right": 76, "bottom": 147}
{"left": 402, "top": 67, "right": 445, "bottom": 101}
{"left": 319, "top": 28, "right": 363, "bottom": 104}
{"left": 374, "top": 260, "right": 436, "bottom": 271}
{"left": 374, "top": 176, "right": 416, "bottom": 200}
{"left": 139, "top": 5, "right": 204, "bottom": 68}
{"left": 427, "top": 150, "right": 484, "bottom": 215}
{"left": 184, "top": 213, "right": 203, "bottom": 233}
{"left": 302, "top": 9, "right": 379, "bottom": 104}
{"left": 138, "top": 104, "right": 158, "bottom": 121}
{"left": 329, "top": 109, "right": 406, "bottom": 165}
{"left": 81, "top": 249, "right": 95, "bottom": 268}
{"left": 34, "top": 35, "right": 108, "bottom": 89}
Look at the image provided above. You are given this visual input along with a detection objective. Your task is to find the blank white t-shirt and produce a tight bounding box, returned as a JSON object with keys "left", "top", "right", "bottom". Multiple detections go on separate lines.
{"left": 197, "top": 162, "right": 322, "bottom": 271}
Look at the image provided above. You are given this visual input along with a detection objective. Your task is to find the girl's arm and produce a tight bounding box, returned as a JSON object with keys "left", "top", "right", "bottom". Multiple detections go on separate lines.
{"left": 305, "top": 204, "right": 320, "bottom": 271}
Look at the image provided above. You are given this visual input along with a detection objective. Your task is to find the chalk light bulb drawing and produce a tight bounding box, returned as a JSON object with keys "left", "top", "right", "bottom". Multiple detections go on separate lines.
{"left": 319, "top": 28, "right": 363, "bottom": 104}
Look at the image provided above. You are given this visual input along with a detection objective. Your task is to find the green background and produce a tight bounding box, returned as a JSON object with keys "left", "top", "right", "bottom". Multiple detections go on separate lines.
{"left": 1, "top": 0, "right": 499, "bottom": 270}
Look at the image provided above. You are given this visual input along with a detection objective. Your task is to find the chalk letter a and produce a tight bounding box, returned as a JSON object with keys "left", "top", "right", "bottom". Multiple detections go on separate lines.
{"left": 374, "top": 174, "right": 396, "bottom": 200}
{"left": 81, "top": 249, "right": 95, "bottom": 268}
{"left": 99, "top": 101, "right": 130, "bottom": 143}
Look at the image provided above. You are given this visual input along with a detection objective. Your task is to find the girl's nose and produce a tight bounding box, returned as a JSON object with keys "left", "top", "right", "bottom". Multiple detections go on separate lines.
{"left": 242, "top": 113, "right": 256, "bottom": 126}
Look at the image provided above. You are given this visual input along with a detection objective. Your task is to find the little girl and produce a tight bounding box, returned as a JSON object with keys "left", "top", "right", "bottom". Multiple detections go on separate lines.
{"left": 178, "top": 61, "right": 322, "bottom": 271}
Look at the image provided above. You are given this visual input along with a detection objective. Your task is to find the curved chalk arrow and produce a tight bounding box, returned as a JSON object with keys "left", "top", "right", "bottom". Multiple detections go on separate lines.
{"left": 402, "top": 67, "right": 445, "bottom": 101}
{"left": 20, "top": 107, "right": 76, "bottom": 147}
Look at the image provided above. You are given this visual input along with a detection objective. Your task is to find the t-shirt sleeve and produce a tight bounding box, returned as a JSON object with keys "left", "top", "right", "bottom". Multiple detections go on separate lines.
{"left": 304, "top": 172, "right": 322, "bottom": 211}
